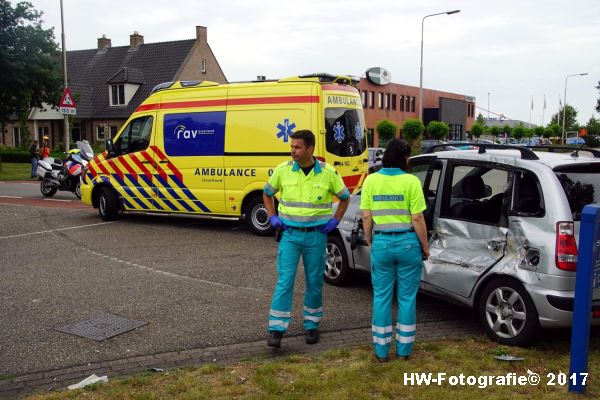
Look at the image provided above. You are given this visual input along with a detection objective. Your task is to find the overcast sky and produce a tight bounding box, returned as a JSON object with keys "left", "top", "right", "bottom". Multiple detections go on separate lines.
{"left": 20, "top": 0, "right": 600, "bottom": 125}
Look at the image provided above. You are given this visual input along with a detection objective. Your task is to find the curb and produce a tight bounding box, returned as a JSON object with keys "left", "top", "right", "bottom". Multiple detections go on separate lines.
{"left": 0, "top": 318, "right": 482, "bottom": 399}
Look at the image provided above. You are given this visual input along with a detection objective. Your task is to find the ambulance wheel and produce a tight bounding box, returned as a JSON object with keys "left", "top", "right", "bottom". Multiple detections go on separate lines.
{"left": 40, "top": 177, "right": 57, "bottom": 197}
{"left": 478, "top": 278, "right": 539, "bottom": 346}
{"left": 245, "top": 196, "right": 274, "bottom": 236}
{"left": 325, "top": 235, "right": 350, "bottom": 286}
{"left": 98, "top": 187, "right": 120, "bottom": 221}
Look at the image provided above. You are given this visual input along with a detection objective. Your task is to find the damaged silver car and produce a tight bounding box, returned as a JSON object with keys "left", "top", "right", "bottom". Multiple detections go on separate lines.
{"left": 325, "top": 144, "right": 600, "bottom": 345}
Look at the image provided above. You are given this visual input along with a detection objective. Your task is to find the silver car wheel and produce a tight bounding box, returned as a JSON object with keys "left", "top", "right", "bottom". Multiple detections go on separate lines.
{"left": 484, "top": 286, "right": 527, "bottom": 339}
{"left": 250, "top": 203, "right": 269, "bottom": 231}
{"left": 325, "top": 242, "right": 343, "bottom": 280}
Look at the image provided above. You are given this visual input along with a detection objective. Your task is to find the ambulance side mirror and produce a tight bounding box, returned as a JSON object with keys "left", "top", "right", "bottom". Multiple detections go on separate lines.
{"left": 105, "top": 138, "right": 116, "bottom": 157}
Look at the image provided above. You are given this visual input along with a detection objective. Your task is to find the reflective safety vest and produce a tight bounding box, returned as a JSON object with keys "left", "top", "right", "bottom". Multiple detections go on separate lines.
{"left": 360, "top": 168, "right": 426, "bottom": 232}
{"left": 264, "top": 159, "right": 350, "bottom": 227}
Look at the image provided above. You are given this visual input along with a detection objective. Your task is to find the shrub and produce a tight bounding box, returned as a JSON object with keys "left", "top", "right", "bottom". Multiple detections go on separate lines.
{"left": 376, "top": 120, "right": 398, "bottom": 146}
{"left": 426, "top": 121, "right": 449, "bottom": 141}
{"left": 401, "top": 119, "right": 425, "bottom": 145}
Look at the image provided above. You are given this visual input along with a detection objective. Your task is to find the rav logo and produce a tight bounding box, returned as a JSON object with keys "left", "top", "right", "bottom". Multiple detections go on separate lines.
{"left": 175, "top": 124, "right": 215, "bottom": 139}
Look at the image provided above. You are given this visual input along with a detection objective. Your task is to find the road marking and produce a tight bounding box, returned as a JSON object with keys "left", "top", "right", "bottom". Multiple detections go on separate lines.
{"left": 42, "top": 198, "right": 73, "bottom": 202}
{"left": 0, "top": 222, "right": 115, "bottom": 240}
{"left": 0, "top": 195, "right": 23, "bottom": 199}
{"left": 83, "top": 248, "right": 266, "bottom": 294}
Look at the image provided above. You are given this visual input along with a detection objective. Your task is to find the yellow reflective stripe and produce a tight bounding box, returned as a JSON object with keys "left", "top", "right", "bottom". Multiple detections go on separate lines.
{"left": 280, "top": 201, "right": 331, "bottom": 209}
{"left": 279, "top": 212, "right": 330, "bottom": 222}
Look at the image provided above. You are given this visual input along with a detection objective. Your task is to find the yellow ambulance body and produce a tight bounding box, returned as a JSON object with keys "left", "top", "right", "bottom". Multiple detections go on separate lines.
{"left": 80, "top": 74, "right": 368, "bottom": 235}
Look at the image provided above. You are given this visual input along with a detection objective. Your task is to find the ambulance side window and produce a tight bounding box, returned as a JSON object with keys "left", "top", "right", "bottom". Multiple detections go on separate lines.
{"left": 114, "top": 116, "right": 153, "bottom": 155}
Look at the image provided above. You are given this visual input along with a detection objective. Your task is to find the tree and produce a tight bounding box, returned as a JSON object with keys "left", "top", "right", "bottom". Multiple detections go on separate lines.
{"left": 596, "top": 81, "right": 600, "bottom": 113}
{"left": 470, "top": 123, "right": 484, "bottom": 139}
{"left": 501, "top": 124, "right": 512, "bottom": 137}
{"left": 375, "top": 119, "right": 397, "bottom": 146}
{"left": 401, "top": 119, "right": 424, "bottom": 147}
{"left": 548, "top": 123, "right": 561, "bottom": 137}
{"left": 586, "top": 116, "right": 600, "bottom": 137}
{"left": 0, "top": 0, "right": 62, "bottom": 144}
{"left": 426, "top": 121, "right": 449, "bottom": 141}
{"left": 543, "top": 127, "right": 554, "bottom": 139}
{"left": 534, "top": 126, "right": 545, "bottom": 138}
{"left": 512, "top": 125, "right": 526, "bottom": 141}
{"left": 550, "top": 104, "right": 579, "bottom": 132}
{"left": 490, "top": 126, "right": 500, "bottom": 141}
{"left": 476, "top": 113, "right": 485, "bottom": 127}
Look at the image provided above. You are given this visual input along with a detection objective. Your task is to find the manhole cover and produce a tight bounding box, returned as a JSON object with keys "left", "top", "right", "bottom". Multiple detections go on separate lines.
{"left": 56, "top": 313, "right": 147, "bottom": 341}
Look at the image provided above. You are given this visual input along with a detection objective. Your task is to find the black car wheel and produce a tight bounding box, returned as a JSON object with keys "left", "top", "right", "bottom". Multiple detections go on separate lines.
{"left": 478, "top": 277, "right": 539, "bottom": 346}
{"left": 325, "top": 235, "right": 351, "bottom": 286}
{"left": 98, "top": 187, "right": 121, "bottom": 221}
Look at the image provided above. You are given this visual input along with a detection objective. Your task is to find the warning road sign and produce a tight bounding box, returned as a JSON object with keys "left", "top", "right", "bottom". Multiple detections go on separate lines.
{"left": 59, "top": 88, "right": 76, "bottom": 115}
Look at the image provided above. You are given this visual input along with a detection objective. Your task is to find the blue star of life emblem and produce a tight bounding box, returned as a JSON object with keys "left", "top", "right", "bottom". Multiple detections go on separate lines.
{"left": 333, "top": 122, "right": 345, "bottom": 143}
{"left": 276, "top": 119, "right": 296, "bottom": 143}
{"left": 354, "top": 122, "right": 364, "bottom": 142}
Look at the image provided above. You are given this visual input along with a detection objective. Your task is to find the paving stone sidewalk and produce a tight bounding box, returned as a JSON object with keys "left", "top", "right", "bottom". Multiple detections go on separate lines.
{"left": 0, "top": 318, "right": 482, "bottom": 399}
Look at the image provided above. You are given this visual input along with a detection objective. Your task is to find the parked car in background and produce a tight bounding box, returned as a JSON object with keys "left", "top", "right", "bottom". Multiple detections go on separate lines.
{"left": 420, "top": 139, "right": 446, "bottom": 152}
{"left": 326, "top": 143, "right": 600, "bottom": 345}
{"left": 368, "top": 147, "right": 384, "bottom": 173}
{"left": 566, "top": 137, "right": 585, "bottom": 145}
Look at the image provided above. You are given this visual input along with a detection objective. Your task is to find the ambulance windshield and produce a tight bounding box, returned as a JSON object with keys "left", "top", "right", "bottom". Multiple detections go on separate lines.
{"left": 325, "top": 108, "right": 367, "bottom": 157}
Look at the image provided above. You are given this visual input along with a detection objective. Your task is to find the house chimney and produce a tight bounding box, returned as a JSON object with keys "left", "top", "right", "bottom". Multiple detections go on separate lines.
{"left": 196, "top": 26, "right": 207, "bottom": 43}
{"left": 97, "top": 34, "right": 111, "bottom": 50}
{"left": 130, "top": 31, "right": 144, "bottom": 48}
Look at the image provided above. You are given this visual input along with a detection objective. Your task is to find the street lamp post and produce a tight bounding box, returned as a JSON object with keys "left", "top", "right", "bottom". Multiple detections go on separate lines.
{"left": 419, "top": 9, "right": 460, "bottom": 121}
{"left": 562, "top": 72, "right": 588, "bottom": 144}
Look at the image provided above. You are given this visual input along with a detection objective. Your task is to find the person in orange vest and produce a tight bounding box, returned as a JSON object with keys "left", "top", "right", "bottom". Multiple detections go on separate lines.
{"left": 40, "top": 136, "right": 50, "bottom": 159}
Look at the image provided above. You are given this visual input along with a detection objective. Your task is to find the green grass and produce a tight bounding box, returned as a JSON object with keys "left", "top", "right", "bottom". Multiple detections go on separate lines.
{"left": 0, "top": 162, "right": 33, "bottom": 181}
{"left": 24, "top": 333, "right": 600, "bottom": 399}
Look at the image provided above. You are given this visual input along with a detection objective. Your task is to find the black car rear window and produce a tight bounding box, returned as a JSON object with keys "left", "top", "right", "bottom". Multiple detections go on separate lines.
{"left": 554, "top": 163, "right": 600, "bottom": 220}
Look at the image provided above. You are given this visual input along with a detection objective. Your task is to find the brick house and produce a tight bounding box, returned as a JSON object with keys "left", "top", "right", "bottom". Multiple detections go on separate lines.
{"left": 1, "top": 26, "right": 227, "bottom": 149}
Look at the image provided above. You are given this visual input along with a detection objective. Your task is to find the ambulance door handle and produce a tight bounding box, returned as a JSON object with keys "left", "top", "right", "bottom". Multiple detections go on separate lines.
{"left": 158, "top": 160, "right": 169, "bottom": 164}
{"left": 141, "top": 160, "right": 152, "bottom": 164}
{"left": 352, "top": 167, "right": 359, "bottom": 172}
{"left": 333, "top": 161, "right": 342, "bottom": 166}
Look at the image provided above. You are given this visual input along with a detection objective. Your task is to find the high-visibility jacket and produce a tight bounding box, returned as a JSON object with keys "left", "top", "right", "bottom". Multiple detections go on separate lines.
{"left": 264, "top": 159, "right": 350, "bottom": 227}
{"left": 360, "top": 168, "right": 426, "bottom": 232}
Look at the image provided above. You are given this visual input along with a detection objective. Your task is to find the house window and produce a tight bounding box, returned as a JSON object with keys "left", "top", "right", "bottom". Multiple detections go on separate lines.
{"left": 369, "top": 91, "right": 374, "bottom": 109}
{"left": 72, "top": 123, "right": 81, "bottom": 142}
{"left": 12, "top": 126, "right": 20, "bottom": 147}
{"left": 400, "top": 95, "right": 405, "bottom": 111}
{"left": 110, "top": 126, "right": 118, "bottom": 138}
{"left": 385, "top": 93, "right": 390, "bottom": 110}
{"left": 378, "top": 93, "right": 383, "bottom": 109}
{"left": 411, "top": 96, "right": 416, "bottom": 112}
{"left": 38, "top": 126, "right": 49, "bottom": 139}
{"left": 97, "top": 126, "right": 105, "bottom": 140}
{"left": 392, "top": 94, "right": 397, "bottom": 110}
{"left": 111, "top": 84, "right": 125, "bottom": 106}
{"left": 361, "top": 91, "right": 367, "bottom": 108}
{"left": 201, "top": 59, "right": 207, "bottom": 73}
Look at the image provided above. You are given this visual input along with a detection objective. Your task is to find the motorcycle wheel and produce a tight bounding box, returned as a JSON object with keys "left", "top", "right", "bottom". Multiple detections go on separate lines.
{"left": 40, "top": 177, "right": 58, "bottom": 197}
{"left": 74, "top": 181, "right": 82, "bottom": 199}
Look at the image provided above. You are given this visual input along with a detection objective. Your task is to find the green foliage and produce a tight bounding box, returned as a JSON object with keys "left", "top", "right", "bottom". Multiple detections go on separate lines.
{"left": 524, "top": 128, "right": 534, "bottom": 138}
{"left": 0, "top": 162, "right": 30, "bottom": 180}
{"left": 0, "top": 1, "right": 62, "bottom": 123}
{"left": 543, "top": 127, "right": 554, "bottom": 139}
{"left": 375, "top": 119, "right": 398, "bottom": 144}
{"left": 476, "top": 113, "right": 485, "bottom": 126}
{"left": 550, "top": 104, "right": 579, "bottom": 131}
{"left": 470, "top": 123, "right": 484, "bottom": 138}
{"left": 426, "top": 121, "right": 449, "bottom": 141}
{"left": 401, "top": 119, "right": 424, "bottom": 144}
{"left": 0, "top": 149, "right": 30, "bottom": 162}
{"left": 596, "top": 81, "right": 600, "bottom": 113}
{"left": 501, "top": 124, "right": 512, "bottom": 136}
{"left": 548, "top": 123, "right": 561, "bottom": 136}
{"left": 534, "top": 126, "right": 545, "bottom": 137}
{"left": 512, "top": 124, "right": 526, "bottom": 140}
{"left": 490, "top": 126, "right": 500, "bottom": 138}
{"left": 584, "top": 135, "right": 600, "bottom": 147}
{"left": 586, "top": 116, "right": 600, "bottom": 136}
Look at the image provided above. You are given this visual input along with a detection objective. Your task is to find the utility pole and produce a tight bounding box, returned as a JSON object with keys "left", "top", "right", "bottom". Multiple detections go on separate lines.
{"left": 60, "top": 0, "right": 70, "bottom": 152}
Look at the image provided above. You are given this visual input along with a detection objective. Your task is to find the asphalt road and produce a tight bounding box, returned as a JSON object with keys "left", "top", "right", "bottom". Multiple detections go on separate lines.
{"left": 0, "top": 181, "right": 469, "bottom": 377}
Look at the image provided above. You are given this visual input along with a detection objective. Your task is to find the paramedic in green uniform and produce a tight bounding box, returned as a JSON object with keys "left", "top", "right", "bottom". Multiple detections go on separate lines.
{"left": 263, "top": 130, "right": 350, "bottom": 348}
{"left": 360, "top": 138, "right": 430, "bottom": 362}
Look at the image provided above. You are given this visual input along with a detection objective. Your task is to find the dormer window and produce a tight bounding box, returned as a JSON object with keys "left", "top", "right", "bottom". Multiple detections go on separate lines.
{"left": 201, "top": 59, "right": 206, "bottom": 73}
{"left": 111, "top": 84, "right": 125, "bottom": 106}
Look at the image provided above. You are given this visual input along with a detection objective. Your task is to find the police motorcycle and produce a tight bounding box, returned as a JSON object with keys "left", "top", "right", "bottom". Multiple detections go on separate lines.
{"left": 37, "top": 140, "right": 94, "bottom": 199}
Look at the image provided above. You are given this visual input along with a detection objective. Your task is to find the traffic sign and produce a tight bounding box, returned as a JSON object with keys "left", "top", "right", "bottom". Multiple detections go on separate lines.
{"left": 59, "top": 88, "right": 76, "bottom": 115}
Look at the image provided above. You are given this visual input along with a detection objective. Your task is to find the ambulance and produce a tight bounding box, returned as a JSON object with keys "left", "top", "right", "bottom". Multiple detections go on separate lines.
{"left": 80, "top": 73, "right": 368, "bottom": 235}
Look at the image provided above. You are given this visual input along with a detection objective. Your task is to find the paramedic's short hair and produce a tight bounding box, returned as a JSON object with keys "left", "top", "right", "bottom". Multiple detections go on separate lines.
{"left": 382, "top": 138, "right": 411, "bottom": 170}
{"left": 290, "top": 130, "right": 315, "bottom": 149}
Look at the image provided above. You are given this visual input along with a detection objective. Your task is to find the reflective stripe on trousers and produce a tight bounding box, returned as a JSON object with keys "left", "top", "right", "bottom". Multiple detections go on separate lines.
{"left": 268, "top": 229, "right": 326, "bottom": 332}
{"left": 370, "top": 231, "right": 422, "bottom": 358}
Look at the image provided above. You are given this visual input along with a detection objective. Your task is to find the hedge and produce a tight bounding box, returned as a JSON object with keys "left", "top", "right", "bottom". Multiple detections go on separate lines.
{"left": 0, "top": 149, "right": 66, "bottom": 163}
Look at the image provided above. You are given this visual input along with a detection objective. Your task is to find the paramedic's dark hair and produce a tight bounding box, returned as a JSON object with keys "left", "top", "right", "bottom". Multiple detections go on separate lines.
{"left": 382, "top": 138, "right": 411, "bottom": 170}
{"left": 290, "top": 130, "right": 315, "bottom": 149}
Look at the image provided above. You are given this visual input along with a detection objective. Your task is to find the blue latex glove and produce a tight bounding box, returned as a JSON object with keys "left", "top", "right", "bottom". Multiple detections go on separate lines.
{"left": 318, "top": 218, "right": 340, "bottom": 234}
{"left": 269, "top": 215, "right": 285, "bottom": 230}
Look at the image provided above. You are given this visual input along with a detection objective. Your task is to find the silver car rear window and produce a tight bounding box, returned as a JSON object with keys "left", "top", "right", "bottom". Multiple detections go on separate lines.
{"left": 554, "top": 163, "right": 600, "bottom": 221}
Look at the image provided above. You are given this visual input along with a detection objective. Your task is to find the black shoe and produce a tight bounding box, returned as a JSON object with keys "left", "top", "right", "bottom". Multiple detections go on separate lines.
{"left": 267, "top": 330, "right": 283, "bottom": 348}
{"left": 375, "top": 355, "right": 389, "bottom": 363}
{"left": 305, "top": 329, "right": 319, "bottom": 344}
{"left": 397, "top": 355, "right": 410, "bottom": 361}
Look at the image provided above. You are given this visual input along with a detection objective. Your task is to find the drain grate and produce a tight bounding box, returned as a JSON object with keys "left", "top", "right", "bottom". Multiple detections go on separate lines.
{"left": 56, "top": 313, "right": 148, "bottom": 341}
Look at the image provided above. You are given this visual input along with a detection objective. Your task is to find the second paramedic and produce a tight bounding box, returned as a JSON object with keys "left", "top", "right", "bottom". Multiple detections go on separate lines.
{"left": 40, "top": 136, "right": 51, "bottom": 159}
{"left": 360, "top": 138, "right": 429, "bottom": 362}
{"left": 263, "top": 130, "right": 350, "bottom": 348}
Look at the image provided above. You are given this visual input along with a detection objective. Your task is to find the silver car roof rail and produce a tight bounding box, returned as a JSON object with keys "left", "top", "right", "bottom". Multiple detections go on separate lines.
{"left": 526, "top": 145, "right": 600, "bottom": 158}
{"left": 424, "top": 142, "right": 539, "bottom": 160}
